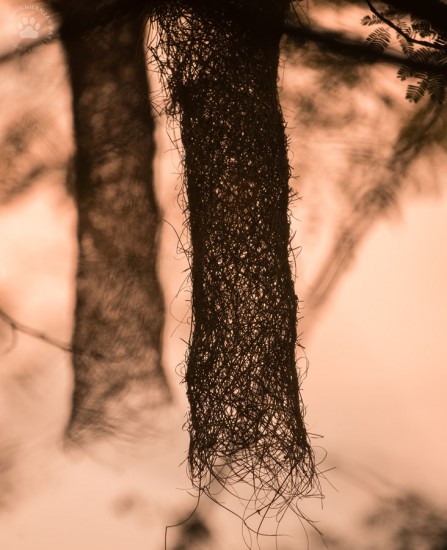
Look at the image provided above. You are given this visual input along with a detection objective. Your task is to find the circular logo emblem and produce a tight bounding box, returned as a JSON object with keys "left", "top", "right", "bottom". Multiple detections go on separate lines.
{"left": 14, "top": 4, "right": 54, "bottom": 53}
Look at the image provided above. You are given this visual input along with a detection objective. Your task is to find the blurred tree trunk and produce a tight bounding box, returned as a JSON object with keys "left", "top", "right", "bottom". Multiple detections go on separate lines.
{"left": 50, "top": 2, "right": 170, "bottom": 442}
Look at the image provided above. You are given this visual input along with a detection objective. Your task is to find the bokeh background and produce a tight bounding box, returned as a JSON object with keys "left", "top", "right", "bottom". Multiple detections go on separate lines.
{"left": 0, "top": 1, "right": 446, "bottom": 548}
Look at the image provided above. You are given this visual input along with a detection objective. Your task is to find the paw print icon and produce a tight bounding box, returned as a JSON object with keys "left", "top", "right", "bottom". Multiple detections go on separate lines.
{"left": 18, "top": 16, "right": 41, "bottom": 39}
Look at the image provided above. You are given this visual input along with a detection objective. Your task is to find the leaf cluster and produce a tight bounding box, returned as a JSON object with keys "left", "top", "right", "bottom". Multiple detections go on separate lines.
{"left": 362, "top": 3, "right": 447, "bottom": 103}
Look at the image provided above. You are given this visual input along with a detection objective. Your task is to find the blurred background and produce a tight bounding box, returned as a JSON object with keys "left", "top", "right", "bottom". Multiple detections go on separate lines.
{"left": 0, "top": 0, "right": 446, "bottom": 548}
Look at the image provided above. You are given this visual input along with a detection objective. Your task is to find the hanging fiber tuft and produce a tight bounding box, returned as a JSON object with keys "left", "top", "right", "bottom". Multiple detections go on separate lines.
{"left": 149, "top": 0, "right": 318, "bottom": 518}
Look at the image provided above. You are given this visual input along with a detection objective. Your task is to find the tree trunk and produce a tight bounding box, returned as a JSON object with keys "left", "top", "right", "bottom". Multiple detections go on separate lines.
{"left": 53, "top": 3, "right": 170, "bottom": 443}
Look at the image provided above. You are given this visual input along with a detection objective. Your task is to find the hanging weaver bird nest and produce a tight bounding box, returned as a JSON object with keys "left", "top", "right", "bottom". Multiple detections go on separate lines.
{"left": 149, "top": 0, "right": 319, "bottom": 523}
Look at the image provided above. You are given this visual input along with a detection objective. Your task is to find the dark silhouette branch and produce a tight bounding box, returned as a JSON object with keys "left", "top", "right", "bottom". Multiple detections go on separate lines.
{"left": 366, "top": 0, "right": 446, "bottom": 51}
{"left": 376, "top": 0, "right": 447, "bottom": 36}
{"left": 283, "top": 23, "right": 447, "bottom": 75}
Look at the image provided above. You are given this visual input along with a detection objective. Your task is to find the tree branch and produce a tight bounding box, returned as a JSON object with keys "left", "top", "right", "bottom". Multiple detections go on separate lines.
{"left": 366, "top": 0, "right": 446, "bottom": 51}
{"left": 283, "top": 23, "right": 447, "bottom": 74}
{"left": 0, "top": 308, "right": 132, "bottom": 361}
{"left": 379, "top": 0, "right": 447, "bottom": 36}
{"left": 0, "top": 308, "right": 72, "bottom": 353}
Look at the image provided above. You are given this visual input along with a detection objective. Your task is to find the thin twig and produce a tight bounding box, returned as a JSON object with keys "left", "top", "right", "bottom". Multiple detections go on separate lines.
{"left": 0, "top": 307, "right": 72, "bottom": 352}
{"left": 0, "top": 307, "right": 130, "bottom": 361}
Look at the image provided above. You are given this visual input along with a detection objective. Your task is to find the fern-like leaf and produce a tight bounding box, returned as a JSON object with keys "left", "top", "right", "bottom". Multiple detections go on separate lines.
{"left": 427, "top": 73, "right": 447, "bottom": 103}
{"left": 361, "top": 14, "right": 383, "bottom": 26}
{"left": 397, "top": 64, "right": 414, "bottom": 81}
{"left": 365, "top": 27, "right": 391, "bottom": 53}
{"left": 406, "top": 80, "right": 428, "bottom": 103}
{"left": 397, "top": 34, "right": 414, "bottom": 56}
{"left": 361, "top": 5, "right": 447, "bottom": 103}
{"left": 411, "top": 18, "right": 437, "bottom": 39}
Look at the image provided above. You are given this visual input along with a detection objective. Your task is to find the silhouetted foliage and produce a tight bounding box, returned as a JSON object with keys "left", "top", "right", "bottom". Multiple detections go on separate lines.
{"left": 362, "top": 2, "right": 447, "bottom": 103}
